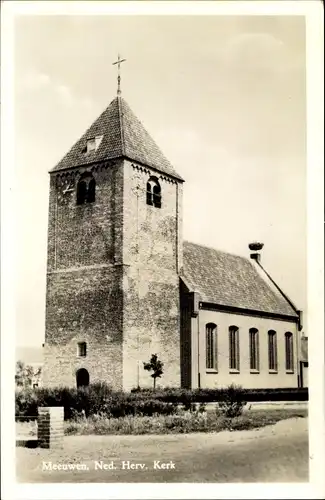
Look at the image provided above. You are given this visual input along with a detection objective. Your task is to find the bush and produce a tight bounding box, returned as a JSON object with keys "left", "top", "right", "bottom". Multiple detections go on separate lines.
{"left": 216, "top": 384, "right": 247, "bottom": 418}
{"left": 15, "top": 383, "right": 308, "bottom": 422}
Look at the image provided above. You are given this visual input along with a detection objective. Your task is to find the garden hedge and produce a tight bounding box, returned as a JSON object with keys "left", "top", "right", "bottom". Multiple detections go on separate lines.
{"left": 15, "top": 383, "right": 308, "bottom": 421}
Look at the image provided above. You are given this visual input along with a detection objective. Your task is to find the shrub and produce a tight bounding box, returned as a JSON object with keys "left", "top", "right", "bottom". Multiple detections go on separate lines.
{"left": 15, "top": 383, "right": 308, "bottom": 422}
{"left": 216, "top": 384, "right": 247, "bottom": 418}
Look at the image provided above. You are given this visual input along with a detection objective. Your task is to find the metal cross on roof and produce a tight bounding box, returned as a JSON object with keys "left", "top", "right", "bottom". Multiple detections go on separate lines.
{"left": 112, "top": 54, "right": 127, "bottom": 95}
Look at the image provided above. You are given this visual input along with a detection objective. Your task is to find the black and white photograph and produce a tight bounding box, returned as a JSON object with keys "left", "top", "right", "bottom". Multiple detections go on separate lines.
{"left": 1, "top": 1, "right": 324, "bottom": 499}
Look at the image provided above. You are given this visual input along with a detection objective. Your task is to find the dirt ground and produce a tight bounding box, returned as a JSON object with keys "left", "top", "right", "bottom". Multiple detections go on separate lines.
{"left": 16, "top": 417, "right": 308, "bottom": 483}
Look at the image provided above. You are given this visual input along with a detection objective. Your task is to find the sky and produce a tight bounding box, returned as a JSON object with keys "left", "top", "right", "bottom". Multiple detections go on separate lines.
{"left": 14, "top": 14, "right": 306, "bottom": 348}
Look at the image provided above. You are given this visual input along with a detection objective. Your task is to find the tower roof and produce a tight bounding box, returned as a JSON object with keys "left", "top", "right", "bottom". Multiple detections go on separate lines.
{"left": 51, "top": 96, "right": 184, "bottom": 181}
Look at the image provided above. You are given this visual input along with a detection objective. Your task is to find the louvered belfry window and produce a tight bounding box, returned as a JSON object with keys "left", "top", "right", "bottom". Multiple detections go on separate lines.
{"left": 249, "top": 328, "right": 260, "bottom": 371}
{"left": 229, "top": 326, "right": 240, "bottom": 371}
{"left": 268, "top": 330, "right": 278, "bottom": 371}
{"left": 285, "top": 332, "right": 294, "bottom": 371}
{"left": 206, "top": 323, "right": 217, "bottom": 370}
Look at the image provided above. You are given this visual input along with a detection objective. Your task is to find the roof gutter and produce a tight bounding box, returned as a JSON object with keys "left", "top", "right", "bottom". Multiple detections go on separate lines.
{"left": 199, "top": 301, "right": 298, "bottom": 323}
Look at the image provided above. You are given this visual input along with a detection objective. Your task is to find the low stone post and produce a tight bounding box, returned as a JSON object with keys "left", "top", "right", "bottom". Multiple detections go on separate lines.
{"left": 38, "top": 407, "right": 64, "bottom": 448}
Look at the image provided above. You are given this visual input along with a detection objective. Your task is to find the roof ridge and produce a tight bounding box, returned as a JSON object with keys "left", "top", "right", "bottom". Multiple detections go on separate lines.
{"left": 117, "top": 96, "right": 126, "bottom": 156}
{"left": 184, "top": 240, "right": 248, "bottom": 261}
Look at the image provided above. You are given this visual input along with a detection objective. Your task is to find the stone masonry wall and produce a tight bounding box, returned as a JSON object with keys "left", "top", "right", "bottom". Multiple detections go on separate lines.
{"left": 48, "top": 161, "right": 122, "bottom": 271}
{"left": 121, "top": 161, "right": 183, "bottom": 390}
{"left": 43, "top": 266, "right": 123, "bottom": 388}
{"left": 44, "top": 156, "right": 183, "bottom": 390}
{"left": 43, "top": 160, "right": 124, "bottom": 389}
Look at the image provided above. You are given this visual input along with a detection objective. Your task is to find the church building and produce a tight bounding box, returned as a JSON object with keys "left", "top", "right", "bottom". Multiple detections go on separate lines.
{"left": 42, "top": 88, "right": 303, "bottom": 391}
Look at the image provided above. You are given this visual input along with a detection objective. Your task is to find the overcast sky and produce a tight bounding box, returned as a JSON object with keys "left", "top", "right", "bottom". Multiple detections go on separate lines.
{"left": 14, "top": 14, "right": 306, "bottom": 347}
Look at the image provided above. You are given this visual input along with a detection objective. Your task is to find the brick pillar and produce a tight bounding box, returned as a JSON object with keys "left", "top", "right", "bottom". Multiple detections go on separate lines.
{"left": 38, "top": 407, "right": 64, "bottom": 448}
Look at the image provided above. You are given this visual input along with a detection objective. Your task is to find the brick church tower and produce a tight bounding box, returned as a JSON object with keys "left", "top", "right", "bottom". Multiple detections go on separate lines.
{"left": 42, "top": 95, "right": 184, "bottom": 390}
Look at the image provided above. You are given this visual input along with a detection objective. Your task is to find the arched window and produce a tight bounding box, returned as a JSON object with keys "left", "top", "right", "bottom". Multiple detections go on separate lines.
{"left": 87, "top": 178, "right": 96, "bottom": 203}
{"left": 146, "top": 177, "right": 161, "bottom": 208}
{"left": 229, "top": 326, "right": 240, "bottom": 371}
{"left": 206, "top": 323, "right": 217, "bottom": 370}
{"left": 249, "top": 328, "right": 260, "bottom": 371}
{"left": 77, "top": 179, "right": 87, "bottom": 205}
{"left": 76, "top": 174, "right": 96, "bottom": 205}
{"left": 268, "top": 330, "right": 278, "bottom": 371}
{"left": 77, "top": 342, "right": 87, "bottom": 357}
{"left": 76, "top": 368, "right": 89, "bottom": 388}
{"left": 285, "top": 332, "right": 294, "bottom": 372}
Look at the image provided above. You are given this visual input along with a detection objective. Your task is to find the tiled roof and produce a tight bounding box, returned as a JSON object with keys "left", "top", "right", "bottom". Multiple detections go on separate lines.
{"left": 52, "top": 96, "right": 183, "bottom": 180}
{"left": 182, "top": 241, "right": 297, "bottom": 317}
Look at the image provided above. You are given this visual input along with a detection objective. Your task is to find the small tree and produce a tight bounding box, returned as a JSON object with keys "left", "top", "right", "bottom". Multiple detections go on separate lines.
{"left": 143, "top": 354, "right": 164, "bottom": 390}
{"left": 15, "top": 361, "right": 42, "bottom": 388}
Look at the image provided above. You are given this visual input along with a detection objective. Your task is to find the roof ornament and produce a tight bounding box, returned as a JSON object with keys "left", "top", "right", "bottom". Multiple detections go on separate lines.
{"left": 249, "top": 242, "right": 264, "bottom": 263}
{"left": 112, "top": 53, "right": 127, "bottom": 96}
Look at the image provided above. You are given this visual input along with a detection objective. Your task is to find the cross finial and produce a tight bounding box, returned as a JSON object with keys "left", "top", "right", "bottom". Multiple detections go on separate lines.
{"left": 112, "top": 54, "right": 127, "bottom": 95}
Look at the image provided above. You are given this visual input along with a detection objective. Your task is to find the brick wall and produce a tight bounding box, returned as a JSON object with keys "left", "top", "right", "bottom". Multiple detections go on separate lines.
{"left": 38, "top": 407, "right": 64, "bottom": 448}
{"left": 43, "top": 161, "right": 124, "bottom": 389}
{"left": 121, "top": 161, "right": 183, "bottom": 390}
{"left": 43, "top": 156, "right": 184, "bottom": 390}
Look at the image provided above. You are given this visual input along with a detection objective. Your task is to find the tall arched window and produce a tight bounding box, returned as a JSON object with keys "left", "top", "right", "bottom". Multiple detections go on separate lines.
{"left": 146, "top": 177, "right": 161, "bottom": 208}
{"left": 268, "top": 330, "right": 278, "bottom": 371}
{"left": 229, "top": 326, "right": 240, "bottom": 371}
{"left": 285, "top": 332, "right": 294, "bottom": 372}
{"left": 76, "top": 173, "right": 96, "bottom": 205}
{"left": 206, "top": 323, "right": 217, "bottom": 370}
{"left": 249, "top": 328, "right": 260, "bottom": 371}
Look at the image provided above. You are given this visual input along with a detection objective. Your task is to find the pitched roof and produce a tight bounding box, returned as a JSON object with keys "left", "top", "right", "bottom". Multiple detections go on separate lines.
{"left": 182, "top": 241, "right": 297, "bottom": 317}
{"left": 51, "top": 96, "right": 183, "bottom": 180}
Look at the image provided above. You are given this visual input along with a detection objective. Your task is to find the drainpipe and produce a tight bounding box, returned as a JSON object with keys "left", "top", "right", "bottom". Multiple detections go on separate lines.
{"left": 190, "top": 291, "right": 200, "bottom": 389}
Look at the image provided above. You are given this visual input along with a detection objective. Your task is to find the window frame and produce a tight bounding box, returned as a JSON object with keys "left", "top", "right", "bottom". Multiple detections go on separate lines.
{"left": 229, "top": 325, "right": 240, "bottom": 372}
{"left": 268, "top": 330, "right": 278, "bottom": 372}
{"left": 205, "top": 323, "right": 218, "bottom": 372}
{"left": 77, "top": 342, "right": 87, "bottom": 358}
{"left": 249, "top": 328, "right": 260, "bottom": 373}
{"left": 285, "top": 332, "right": 294, "bottom": 373}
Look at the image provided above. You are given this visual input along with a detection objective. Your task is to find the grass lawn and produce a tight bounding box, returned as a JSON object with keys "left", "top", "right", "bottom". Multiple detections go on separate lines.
{"left": 16, "top": 408, "right": 308, "bottom": 438}
{"left": 63, "top": 408, "right": 307, "bottom": 435}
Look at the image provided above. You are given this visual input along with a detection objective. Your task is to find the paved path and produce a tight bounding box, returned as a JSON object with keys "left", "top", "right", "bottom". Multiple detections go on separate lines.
{"left": 16, "top": 417, "right": 308, "bottom": 483}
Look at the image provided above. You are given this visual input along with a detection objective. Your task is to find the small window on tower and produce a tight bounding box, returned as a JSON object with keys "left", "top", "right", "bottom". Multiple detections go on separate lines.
{"left": 86, "top": 135, "right": 103, "bottom": 154}
{"left": 146, "top": 176, "right": 162, "bottom": 208}
{"left": 77, "top": 342, "right": 87, "bottom": 357}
